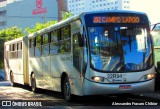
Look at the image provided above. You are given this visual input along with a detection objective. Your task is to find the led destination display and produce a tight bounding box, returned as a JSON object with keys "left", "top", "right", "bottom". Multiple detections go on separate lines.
{"left": 85, "top": 12, "right": 148, "bottom": 26}
{"left": 93, "top": 16, "right": 140, "bottom": 23}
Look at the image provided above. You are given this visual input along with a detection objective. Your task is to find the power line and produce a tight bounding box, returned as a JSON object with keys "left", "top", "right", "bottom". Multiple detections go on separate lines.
{"left": 2, "top": 15, "right": 58, "bottom": 19}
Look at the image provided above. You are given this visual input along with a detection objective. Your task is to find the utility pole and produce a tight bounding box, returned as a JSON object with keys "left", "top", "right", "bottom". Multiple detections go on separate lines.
{"left": 42, "top": 14, "right": 46, "bottom": 24}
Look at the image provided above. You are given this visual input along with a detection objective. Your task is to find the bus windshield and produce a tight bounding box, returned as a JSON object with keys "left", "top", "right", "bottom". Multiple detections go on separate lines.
{"left": 88, "top": 24, "right": 153, "bottom": 72}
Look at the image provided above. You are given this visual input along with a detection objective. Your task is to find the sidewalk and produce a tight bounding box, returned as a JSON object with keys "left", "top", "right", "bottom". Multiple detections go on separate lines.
{"left": 0, "top": 81, "right": 11, "bottom": 86}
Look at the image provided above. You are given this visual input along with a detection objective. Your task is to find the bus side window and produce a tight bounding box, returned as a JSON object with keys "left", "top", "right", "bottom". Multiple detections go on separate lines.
{"left": 73, "top": 33, "right": 81, "bottom": 72}
{"left": 13, "top": 43, "right": 17, "bottom": 58}
{"left": 9, "top": 43, "right": 18, "bottom": 59}
{"left": 59, "top": 25, "right": 71, "bottom": 53}
{"left": 35, "top": 35, "right": 42, "bottom": 57}
{"left": 17, "top": 43, "right": 19, "bottom": 58}
{"left": 50, "top": 30, "right": 59, "bottom": 55}
{"left": 42, "top": 33, "right": 49, "bottom": 56}
{"left": 9, "top": 45, "right": 11, "bottom": 59}
{"left": 29, "top": 38, "right": 35, "bottom": 57}
{"left": 17, "top": 42, "right": 22, "bottom": 58}
{"left": 20, "top": 42, "right": 22, "bottom": 50}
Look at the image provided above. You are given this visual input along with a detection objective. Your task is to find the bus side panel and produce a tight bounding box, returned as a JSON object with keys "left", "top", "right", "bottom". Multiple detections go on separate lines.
{"left": 10, "top": 47, "right": 24, "bottom": 84}
{"left": 15, "top": 58, "right": 24, "bottom": 84}
{"left": 42, "top": 56, "right": 53, "bottom": 90}
{"left": 50, "top": 53, "right": 83, "bottom": 95}
{"left": 5, "top": 39, "right": 24, "bottom": 85}
{"left": 62, "top": 53, "right": 83, "bottom": 96}
{"left": 29, "top": 57, "right": 44, "bottom": 89}
{"left": 9, "top": 59, "right": 18, "bottom": 83}
{"left": 4, "top": 44, "right": 10, "bottom": 81}
{"left": 50, "top": 55, "right": 61, "bottom": 92}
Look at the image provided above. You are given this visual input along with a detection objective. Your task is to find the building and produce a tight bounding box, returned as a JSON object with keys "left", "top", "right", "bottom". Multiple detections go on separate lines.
{"left": 0, "top": 0, "right": 7, "bottom": 28}
{"left": 67, "top": 0, "right": 131, "bottom": 16}
{"left": 0, "top": 0, "right": 132, "bottom": 31}
{"left": 58, "top": 0, "right": 68, "bottom": 21}
{"left": 0, "top": 0, "right": 58, "bottom": 32}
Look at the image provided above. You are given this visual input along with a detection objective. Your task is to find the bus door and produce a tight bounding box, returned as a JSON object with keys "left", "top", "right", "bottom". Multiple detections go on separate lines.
{"left": 72, "top": 27, "right": 84, "bottom": 95}
{"left": 73, "top": 32, "right": 82, "bottom": 74}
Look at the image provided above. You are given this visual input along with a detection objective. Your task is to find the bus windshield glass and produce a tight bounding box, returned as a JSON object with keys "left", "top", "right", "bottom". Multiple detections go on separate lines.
{"left": 88, "top": 24, "right": 153, "bottom": 72}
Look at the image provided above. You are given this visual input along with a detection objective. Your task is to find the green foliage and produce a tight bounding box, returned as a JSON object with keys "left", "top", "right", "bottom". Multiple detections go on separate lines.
{"left": 25, "top": 12, "right": 72, "bottom": 34}
{"left": 0, "top": 12, "right": 73, "bottom": 69}
{"left": 25, "top": 20, "right": 58, "bottom": 34}
{"left": 62, "top": 12, "right": 73, "bottom": 20}
{"left": 0, "top": 26, "right": 24, "bottom": 41}
{"left": 0, "top": 26, "right": 24, "bottom": 69}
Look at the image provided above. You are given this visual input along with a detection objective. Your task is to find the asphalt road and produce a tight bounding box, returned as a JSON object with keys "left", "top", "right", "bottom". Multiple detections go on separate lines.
{"left": 0, "top": 81, "right": 160, "bottom": 109}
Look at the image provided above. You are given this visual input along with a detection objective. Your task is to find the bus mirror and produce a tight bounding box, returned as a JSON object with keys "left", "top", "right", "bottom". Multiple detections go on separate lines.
{"left": 135, "top": 30, "right": 142, "bottom": 35}
{"left": 78, "top": 34, "right": 84, "bottom": 47}
{"left": 80, "top": 24, "right": 83, "bottom": 35}
{"left": 125, "top": 29, "right": 142, "bottom": 35}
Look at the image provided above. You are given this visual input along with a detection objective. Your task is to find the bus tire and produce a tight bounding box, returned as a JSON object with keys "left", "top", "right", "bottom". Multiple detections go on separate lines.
{"left": 63, "top": 76, "right": 72, "bottom": 101}
{"left": 10, "top": 72, "right": 16, "bottom": 87}
{"left": 31, "top": 74, "right": 37, "bottom": 93}
{"left": 155, "top": 72, "right": 160, "bottom": 90}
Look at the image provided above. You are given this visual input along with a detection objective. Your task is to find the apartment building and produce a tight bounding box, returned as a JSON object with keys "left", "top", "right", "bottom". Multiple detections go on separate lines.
{"left": 0, "top": 0, "right": 7, "bottom": 29}
{"left": 67, "top": 0, "right": 131, "bottom": 15}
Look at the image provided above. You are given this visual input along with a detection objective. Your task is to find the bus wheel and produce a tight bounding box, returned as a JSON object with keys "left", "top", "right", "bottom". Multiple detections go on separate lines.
{"left": 10, "top": 72, "right": 15, "bottom": 87}
{"left": 63, "top": 76, "right": 72, "bottom": 101}
{"left": 31, "top": 74, "right": 37, "bottom": 93}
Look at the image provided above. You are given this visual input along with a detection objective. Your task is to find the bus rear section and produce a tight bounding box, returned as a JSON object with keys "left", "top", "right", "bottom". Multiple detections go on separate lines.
{"left": 4, "top": 36, "right": 29, "bottom": 86}
{"left": 81, "top": 11, "right": 155, "bottom": 95}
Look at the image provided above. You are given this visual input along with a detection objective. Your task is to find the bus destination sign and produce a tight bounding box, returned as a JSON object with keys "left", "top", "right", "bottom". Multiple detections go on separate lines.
{"left": 93, "top": 16, "right": 140, "bottom": 23}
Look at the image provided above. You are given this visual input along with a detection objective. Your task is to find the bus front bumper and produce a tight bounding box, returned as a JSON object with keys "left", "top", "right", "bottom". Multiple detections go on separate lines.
{"left": 83, "top": 78, "right": 155, "bottom": 95}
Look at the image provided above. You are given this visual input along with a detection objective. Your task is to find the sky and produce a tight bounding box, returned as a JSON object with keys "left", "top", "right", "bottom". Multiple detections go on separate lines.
{"left": 131, "top": 0, "right": 160, "bottom": 24}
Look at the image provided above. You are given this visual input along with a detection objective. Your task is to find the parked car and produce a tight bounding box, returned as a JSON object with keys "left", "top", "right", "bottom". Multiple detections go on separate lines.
{"left": 0, "top": 75, "right": 4, "bottom": 81}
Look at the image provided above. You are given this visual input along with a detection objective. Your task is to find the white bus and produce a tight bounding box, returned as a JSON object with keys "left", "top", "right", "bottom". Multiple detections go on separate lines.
{"left": 4, "top": 11, "right": 155, "bottom": 101}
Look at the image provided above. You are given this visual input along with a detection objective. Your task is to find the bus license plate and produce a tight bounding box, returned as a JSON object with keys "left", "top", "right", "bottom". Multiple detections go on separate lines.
{"left": 119, "top": 85, "right": 131, "bottom": 90}
{"left": 107, "top": 74, "right": 123, "bottom": 79}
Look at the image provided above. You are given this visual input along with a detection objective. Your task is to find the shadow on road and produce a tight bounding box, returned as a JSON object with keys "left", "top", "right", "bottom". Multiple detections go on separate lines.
{"left": 6, "top": 83, "right": 160, "bottom": 106}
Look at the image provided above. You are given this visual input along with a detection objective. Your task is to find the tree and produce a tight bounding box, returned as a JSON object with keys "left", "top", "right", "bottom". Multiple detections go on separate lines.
{"left": 25, "top": 20, "right": 58, "bottom": 34}
{"left": 62, "top": 12, "right": 73, "bottom": 20}
{"left": 0, "top": 26, "right": 24, "bottom": 68}
{"left": 0, "top": 12, "right": 73, "bottom": 68}
{"left": 0, "top": 26, "right": 24, "bottom": 41}
{"left": 25, "top": 12, "right": 73, "bottom": 34}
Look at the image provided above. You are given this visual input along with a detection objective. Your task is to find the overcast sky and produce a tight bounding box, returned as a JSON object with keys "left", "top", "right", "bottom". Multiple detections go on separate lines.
{"left": 131, "top": 0, "right": 159, "bottom": 24}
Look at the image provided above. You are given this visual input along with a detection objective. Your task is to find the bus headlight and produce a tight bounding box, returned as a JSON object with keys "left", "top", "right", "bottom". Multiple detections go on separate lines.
{"left": 91, "top": 76, "right": 105, "bottom": 83}
{"left": 147, "top": 74, "right": 155, "bottom": 80}
{"left": 140, "top": 73, "right": 155, "bottom": 81}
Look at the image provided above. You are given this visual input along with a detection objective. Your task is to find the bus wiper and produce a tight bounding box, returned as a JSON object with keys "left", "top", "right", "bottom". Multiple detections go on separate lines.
{"left": 129, "top": 35, "right": 132, "bottom": 52}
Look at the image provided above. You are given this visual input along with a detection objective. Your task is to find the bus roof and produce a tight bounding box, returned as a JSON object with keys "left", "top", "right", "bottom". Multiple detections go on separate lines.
{"left": 28, "top": 10, "right": 147, "bottom": 38}
{"left": 83, "top": 10, "right": 147, "bottom": 15}
{"left": 4, "top": 36, "right": 24, "bottom": 45}
{"left": 28, "top": 14, "right": 81, "bottom": 38}
{"left": 4, "top": 10, "right": 149, "bottom": 44}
